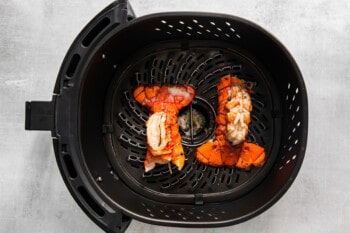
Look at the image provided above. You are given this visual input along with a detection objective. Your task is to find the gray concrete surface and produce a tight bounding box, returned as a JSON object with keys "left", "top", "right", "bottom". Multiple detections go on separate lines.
{"left": 1, "top": 0, "right": 350, "bottom": 232}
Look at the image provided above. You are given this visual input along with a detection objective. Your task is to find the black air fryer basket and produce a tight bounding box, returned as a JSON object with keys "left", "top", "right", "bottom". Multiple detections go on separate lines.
{"left": 25, "top": 1, "right": 308, "bottom": 232}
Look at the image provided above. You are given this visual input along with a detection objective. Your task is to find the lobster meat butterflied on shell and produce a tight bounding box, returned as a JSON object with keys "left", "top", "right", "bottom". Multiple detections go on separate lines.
{"left": 133, "top": 84, "right": 196, "bottom": 172}
{"left": 195, "top": 74, "right": 266, "bottom": 169}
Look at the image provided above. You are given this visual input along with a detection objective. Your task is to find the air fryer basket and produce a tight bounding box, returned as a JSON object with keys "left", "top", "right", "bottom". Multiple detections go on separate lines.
{"left": 25, "top": 1, "right": 307, "bottom": 233}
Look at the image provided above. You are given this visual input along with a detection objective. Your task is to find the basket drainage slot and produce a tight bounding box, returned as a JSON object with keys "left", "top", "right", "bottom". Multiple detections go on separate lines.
{"left": 78, "top": 186, "right": 105, "bottom": 217}
{"left": 82, "top": 17, "right": 111, "bottom": 47}
{"left": 66, "top": 54, "right": 80, "bottom": 78}
{"left": 63, "top": 154, "right": 77, "bottom": 179}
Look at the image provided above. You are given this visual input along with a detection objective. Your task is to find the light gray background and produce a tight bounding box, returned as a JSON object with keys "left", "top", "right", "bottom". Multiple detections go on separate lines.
{"left": 1, "top": 0, "right": 349, "bottom": 232}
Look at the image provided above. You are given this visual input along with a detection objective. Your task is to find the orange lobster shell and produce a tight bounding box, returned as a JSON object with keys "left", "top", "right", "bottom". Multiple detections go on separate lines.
{"left": 133, "top": 84, "right": 196, "bottom": 172}
{"left": 196, "top": 74, "right": 266, "bottom": 169}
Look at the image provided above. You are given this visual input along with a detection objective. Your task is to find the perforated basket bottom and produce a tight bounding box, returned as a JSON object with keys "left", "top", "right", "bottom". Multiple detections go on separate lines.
{"left": 104, "top": 41, "right": 281, "bottom": 204}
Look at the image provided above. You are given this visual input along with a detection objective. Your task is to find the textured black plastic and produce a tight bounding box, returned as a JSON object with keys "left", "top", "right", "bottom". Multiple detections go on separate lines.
{"left": 25, "top": 101, "right": 55, "bottom": 131}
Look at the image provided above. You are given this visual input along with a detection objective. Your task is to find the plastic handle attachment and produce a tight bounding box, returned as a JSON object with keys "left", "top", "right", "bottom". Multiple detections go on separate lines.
{"left": 114, "top": 0, "right": 135, "bottom": 24}
{"left": 25, "top": 101, "right": 55, "bottom": 131}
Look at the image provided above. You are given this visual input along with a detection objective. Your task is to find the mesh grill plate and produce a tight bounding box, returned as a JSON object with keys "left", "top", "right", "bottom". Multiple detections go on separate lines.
{"left": 104, "top": 41, "right": 280, "bottom": 204}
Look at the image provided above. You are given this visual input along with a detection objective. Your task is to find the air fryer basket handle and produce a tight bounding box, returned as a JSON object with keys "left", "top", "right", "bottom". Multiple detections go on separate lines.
{"left": 24, "top": 2, "right": 138, "bottom": 233}
{"left": 25, "top": 100, "right": 55, "bottom": 131}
